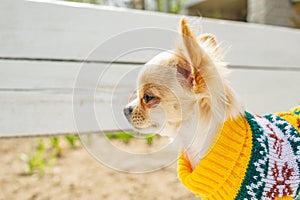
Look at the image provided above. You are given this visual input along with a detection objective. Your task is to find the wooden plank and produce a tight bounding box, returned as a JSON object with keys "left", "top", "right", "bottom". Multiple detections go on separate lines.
{"left": 0, "top": 60, "right": 140, "bottom": 136}
{"left": 1, "top": 0, "right": 300, "bottom": 68}
{"left": 0, "top": 60, "right": 299, "bottom": 137}
{"left": 0, "top": 91, "right": 132, "bottom": 137}
{"left": 0, "top": 60, "right": 139, "bottom": 89}
{"left": 229, "top": 69, "right": 300, "bottom": 113}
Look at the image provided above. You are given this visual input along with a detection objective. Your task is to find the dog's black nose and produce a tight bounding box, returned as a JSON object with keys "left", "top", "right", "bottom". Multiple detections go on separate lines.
{"left": 123, "top": 106, "right": 133, "bottom": 119}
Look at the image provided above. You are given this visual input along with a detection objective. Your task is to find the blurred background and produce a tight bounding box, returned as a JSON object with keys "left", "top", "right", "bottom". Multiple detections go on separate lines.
{"left": 65, "top": 0, "right": 300, "bottom": 28}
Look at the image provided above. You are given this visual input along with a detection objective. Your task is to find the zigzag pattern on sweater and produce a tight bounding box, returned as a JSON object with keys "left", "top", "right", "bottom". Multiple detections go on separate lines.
{"left": 178, "top": 106, "right": 300, "bottom": 200}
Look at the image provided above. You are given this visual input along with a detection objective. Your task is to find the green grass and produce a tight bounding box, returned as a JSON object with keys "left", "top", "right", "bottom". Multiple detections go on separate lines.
{"left": 50, "top": 137, "right": 62, "bottom": 157}
{"left": 106, "top": 132, "right": 134, "bottom": 144}
{"left": 20, "top": 133, "right": 155, "bottom": 176}
{"left": 145, "top": 134, "right": 155, "bottom": 145}
{"left": 64, "top": 135, "right": 79, "bottom": 149}
{"left": 106, "top": 132, "right": 156, "bottom": 145}
{"left": 19, "top": 139, "right": 55, "bottom": 176}
{"left": 28, "top": 139, "right": 47, "bottom": 175}
{"left": 19, "top": 136, "right": 80, "bottom": 176}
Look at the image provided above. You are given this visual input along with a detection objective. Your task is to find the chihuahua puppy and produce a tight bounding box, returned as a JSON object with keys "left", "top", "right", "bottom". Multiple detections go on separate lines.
{"left": 124, "top": 18, "right": 300, "bottom": 199}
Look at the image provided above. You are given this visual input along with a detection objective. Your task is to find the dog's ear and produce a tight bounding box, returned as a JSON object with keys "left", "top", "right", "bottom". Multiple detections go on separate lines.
{"left": 177, "top": 17, "right": 209, "bottom": 93}
{"left": 198, "top": 33, "right": 220, "bottom": 56}
{"left": 175, "top": 55, "right": 194, "bottom": 87}
{"left": 198, "top": 33, "right": 217, "bottom": 47}
{"left": 180, "top": 17, "right": 204, "bottom": 69}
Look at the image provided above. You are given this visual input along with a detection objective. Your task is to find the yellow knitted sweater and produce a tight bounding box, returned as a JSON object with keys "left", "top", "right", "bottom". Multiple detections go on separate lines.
{"left": 178, "top": 106, "right": 300, "bottom": 200}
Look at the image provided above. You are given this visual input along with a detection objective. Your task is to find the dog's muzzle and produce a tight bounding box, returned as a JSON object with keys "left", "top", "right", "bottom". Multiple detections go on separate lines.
{"left": 123, "top": 106, "right": 133, "bottom": 121}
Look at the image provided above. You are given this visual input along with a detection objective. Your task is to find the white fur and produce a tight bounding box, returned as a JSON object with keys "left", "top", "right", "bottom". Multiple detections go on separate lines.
{"left": 124, "top": 19, "right": 244, "bottom": 169}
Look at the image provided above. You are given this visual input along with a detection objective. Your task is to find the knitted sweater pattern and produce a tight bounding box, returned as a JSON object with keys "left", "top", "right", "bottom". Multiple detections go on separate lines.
{"left": 178, "top": 106, "right": 300, "bottom": 200}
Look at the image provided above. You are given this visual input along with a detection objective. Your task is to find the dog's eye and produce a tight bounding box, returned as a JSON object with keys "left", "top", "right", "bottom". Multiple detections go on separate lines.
{"left": 143, "top": 93, "right": 154, "bottom": 103}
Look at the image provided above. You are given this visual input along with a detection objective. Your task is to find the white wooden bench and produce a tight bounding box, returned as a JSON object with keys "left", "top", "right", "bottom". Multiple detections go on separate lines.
{"left": 1, "top": 0, "right": 300, "bottom": 138}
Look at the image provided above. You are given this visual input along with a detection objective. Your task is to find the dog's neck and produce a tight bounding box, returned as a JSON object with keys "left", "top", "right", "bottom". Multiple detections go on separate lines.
{"left": 178, "top": 104, "right": 227, "bottom": 169}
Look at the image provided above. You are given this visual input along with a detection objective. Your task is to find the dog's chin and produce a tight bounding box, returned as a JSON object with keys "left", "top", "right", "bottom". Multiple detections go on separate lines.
{"left": 131, "top": 123, "right": 161, "bottom": 134}
{"left": 132, "top": 123, "right": 178, "bottom": 139}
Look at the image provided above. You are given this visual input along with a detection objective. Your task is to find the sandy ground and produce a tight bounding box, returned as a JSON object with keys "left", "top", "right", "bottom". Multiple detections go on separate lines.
{"left": 0, "top": 136, "right": 197, "bottom": 200}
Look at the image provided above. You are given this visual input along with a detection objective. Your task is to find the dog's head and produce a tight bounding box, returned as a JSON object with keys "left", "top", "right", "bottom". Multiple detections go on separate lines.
{"left": 124, "top": 18, "right": 240, "bottom": 138}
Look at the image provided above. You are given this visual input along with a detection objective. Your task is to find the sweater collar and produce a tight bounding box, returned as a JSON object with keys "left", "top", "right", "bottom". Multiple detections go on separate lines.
{"left": 177, "top": 114, "right": 252, "bottom": 199}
